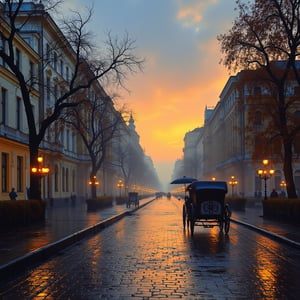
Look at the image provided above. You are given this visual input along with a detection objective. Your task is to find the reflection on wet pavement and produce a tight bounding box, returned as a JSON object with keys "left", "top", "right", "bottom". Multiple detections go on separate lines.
{"left": 1, "top": 197, "right": 300, "bottom": 299}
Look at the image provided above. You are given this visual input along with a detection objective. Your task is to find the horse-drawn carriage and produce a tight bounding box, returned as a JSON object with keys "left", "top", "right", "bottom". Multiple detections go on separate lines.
{"left": 183, "top": 181, "right": 231, "bottom": 235}
{"left": 127, "top": 192, "right": 139, "bottom": 208}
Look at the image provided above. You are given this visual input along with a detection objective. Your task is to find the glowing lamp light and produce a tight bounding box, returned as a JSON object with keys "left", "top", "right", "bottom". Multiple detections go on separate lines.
{"left": 31, "top": 156, "right": 50, "bottom": 176}
{"left": 89, "top": 175, "right": 99, "bottom": 185}
{"left": 257, "top": 159, "right": 274, "bottom": 200}
{"left": 31, "top": 167, "right": 38, "bottom": 173}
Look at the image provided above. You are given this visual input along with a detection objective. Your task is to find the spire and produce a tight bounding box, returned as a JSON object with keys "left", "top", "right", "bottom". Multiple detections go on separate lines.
{"left": 128, "top": 113, "right": 136, "bottom": 131}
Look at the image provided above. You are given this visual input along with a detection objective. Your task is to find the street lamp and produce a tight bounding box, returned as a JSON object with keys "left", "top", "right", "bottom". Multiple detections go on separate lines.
{"left": 31, "top": 156, "right": 50, "bottom": 176}
{"left": 88, "top": 175, "right": 99, "bottom": 186}
{"left": 280, "top": 180, "right": 287, "bottom": 189}
{"left": 228, "top": 175, "right": 238, "bottom": 196}
{"left": 117, "top": 180, "right": 124, "bottom": 197}
{"left": 257, "top": 159, "right": 274, "bottom": 200}
{"left": 211, "top": 177, "right": 216, "bottom": 181}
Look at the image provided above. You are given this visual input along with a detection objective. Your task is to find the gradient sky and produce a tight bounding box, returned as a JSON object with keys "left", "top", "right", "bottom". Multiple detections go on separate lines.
{"left": 61, "top": 0, "right": 237, "bottom": 188}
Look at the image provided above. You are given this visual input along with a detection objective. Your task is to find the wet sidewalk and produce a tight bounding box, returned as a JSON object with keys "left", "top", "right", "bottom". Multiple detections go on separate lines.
{"left": 0, "top": 197, "right": 300, "bottom": 269}
{"left": 231, "top": 202, "right": 300, "bottom": 245}
{"left": 0, "top": 197, "right": 153, "bottom": 267}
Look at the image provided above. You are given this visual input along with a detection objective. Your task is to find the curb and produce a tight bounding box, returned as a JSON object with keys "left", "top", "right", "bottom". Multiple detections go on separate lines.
{"left": 0, "top": 198, "right": 156, "bottom": 279}
{"left": 231, "top": 218, "right": 300, "bottom": 249}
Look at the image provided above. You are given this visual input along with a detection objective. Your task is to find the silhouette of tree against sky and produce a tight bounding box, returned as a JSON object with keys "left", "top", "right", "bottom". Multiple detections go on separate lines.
{"left": 0, "top": 0, "right": 143, "bottom": 199}
{"left": 62, "top": 86, "right": 127, "bottom": 199}
{"left": 218, "top": 0, "right": 300, "bottom": 198}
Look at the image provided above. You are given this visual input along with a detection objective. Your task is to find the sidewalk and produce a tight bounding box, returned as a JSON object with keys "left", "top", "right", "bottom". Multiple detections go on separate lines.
{"left": 0, "top": 197, "right": 153, "bottom": 267}
{"left": 231, "top": 202, "right": 300, "bottom": 246}
{"left": 1, "top": 197, "right": 300, "bottom": 269}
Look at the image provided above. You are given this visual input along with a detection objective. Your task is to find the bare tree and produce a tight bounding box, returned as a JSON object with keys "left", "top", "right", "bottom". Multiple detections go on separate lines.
{"left": 0, "top": 0, "right": 143, "bottom": 199}
{"left": 63, "top": 87, "right": 127, "bottom": 199}
{"left": 218, "top": 0, "right": 300, "bottom": 198}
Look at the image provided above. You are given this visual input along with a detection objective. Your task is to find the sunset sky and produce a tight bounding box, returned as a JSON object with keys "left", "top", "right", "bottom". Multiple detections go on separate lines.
{"left": 61, "top": 0, "right": 237, "bottom": 188}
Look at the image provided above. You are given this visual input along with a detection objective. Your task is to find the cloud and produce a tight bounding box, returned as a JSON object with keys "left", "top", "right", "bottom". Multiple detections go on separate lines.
{"left": 55, "top": 0, "right": 237, "bottom": 186}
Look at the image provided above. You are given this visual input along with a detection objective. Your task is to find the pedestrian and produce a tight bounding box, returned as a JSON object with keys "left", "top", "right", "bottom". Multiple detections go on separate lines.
{"left": 9, "top": 188, "right": 18, "bottom": 200}
{"left": 270, "top": 189, "right": 278, "bottom": 198}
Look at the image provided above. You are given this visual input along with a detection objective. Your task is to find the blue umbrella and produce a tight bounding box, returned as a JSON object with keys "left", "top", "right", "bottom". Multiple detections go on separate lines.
{"left": 170, "top": 176, "right": 198, "bottom": 184}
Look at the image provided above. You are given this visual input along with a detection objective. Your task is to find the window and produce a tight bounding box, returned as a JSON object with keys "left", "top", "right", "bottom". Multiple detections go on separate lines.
{"left": 17, "top": 96, "right": 21, "bottom": 130}
{"left": 1, "top": 88, "right": 7, "bottom": 125}
{"left": 1, "top": 153, "right": 8, "bottom": 192}
{"left": 17, "top": 156, "right": 23, "bottom": 192}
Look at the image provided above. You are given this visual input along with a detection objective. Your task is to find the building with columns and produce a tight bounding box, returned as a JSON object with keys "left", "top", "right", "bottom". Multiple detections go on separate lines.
{"left": 0, "top": 2, "right": 160, "bottom": 201}
{"left": 182, "top": 69, "right": 300, "bottom": 198}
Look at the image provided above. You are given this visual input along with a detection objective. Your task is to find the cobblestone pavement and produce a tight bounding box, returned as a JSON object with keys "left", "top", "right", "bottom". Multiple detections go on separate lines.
{"left": 1, "top": 197, "right": 300, "bottom": 299}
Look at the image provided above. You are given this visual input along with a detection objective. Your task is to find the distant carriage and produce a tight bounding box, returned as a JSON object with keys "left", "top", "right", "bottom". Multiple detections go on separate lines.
{"left": 127, "top": 192, "right": 139, "bottom": 208}
{"left": 183, "top": 181, "right": 231, "bottom": 235}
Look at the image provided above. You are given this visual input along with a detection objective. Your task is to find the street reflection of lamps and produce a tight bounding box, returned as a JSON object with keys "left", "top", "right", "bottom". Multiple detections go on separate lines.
{"left": 229, "top": 175, "right": 238, "bottom": 196}
{"left": 31, "top": 156, "right": 50, "bottom": 176}
{"left": 257, "top": 159, "right": 274, "bottom": 200}
{"left": 117, "top": 180, "right": 124, "bottom": 197}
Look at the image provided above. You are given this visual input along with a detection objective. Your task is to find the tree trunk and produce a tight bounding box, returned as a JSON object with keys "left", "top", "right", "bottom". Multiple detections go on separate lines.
{"left": 283, "top": 140, "right": 297, "bottom": 198}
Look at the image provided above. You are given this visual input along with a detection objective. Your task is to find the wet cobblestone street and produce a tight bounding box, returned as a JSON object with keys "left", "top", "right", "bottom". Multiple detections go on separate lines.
{"left": 1, "top": 196, "right": 300, "bottom": 299}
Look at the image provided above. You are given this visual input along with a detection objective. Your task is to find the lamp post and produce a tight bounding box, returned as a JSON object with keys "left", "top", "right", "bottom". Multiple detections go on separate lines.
{"left": 280, "top": 180, "right": 287, "bottom": 197}
{"left": 117, "top": 180, "right": 124, "bottom": 197}
{"left": 257, "top": 159, "right": 274, "bottom": 200}
{"left": 229, "top": 175, "right": 238, "bottom": 196}
{"left": 31, "top": 156, "right": 50, "bottom": 176}
{"left": 88, "top": 175, "right": 99, "bottom": 186}
{"left": 31, "top": 156, "right": 50, "bottom": 200}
